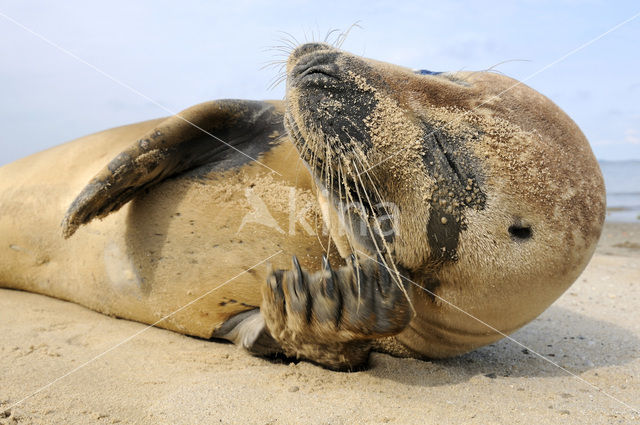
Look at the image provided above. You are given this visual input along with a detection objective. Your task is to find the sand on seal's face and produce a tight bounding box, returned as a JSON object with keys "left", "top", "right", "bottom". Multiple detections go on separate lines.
{"left": 284, "top": 43, "right": 606, "bottom": 357}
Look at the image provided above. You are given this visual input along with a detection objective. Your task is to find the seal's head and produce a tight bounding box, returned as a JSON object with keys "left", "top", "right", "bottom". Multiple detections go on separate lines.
{"left": 284, "top": 43, "right": 606, "bottom": 357}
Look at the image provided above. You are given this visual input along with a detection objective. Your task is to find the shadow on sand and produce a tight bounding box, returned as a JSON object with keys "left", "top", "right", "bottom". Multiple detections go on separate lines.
{"left": 366, "top": 305, "right": 639, "bottom": 387}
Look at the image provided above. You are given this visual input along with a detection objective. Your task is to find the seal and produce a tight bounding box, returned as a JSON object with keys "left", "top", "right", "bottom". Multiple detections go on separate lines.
{"left": 0, "top": 43, "right": 606, "bottom": 370}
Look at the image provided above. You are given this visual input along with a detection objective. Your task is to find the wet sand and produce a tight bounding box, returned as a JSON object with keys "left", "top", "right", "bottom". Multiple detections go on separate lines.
{"left": 1, "top": 221, "right": 638, "bottom": 424}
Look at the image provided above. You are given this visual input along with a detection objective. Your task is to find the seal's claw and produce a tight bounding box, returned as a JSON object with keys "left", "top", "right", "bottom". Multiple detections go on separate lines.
{"left": 347, "top": 254, "right": 362, "bottom": 295}
{"left": 266, "top": 266, "right": 282, "bottom": 298}
{"left": 292, "top": 255, "right": 302, "bottom": 275}
{"left": 290, "top": 255, "right": 306, "bottom": 299}
{"left": 263, "top": 264, "right": 286, "bottom": 331}
{"left": 376, "top": 253, "right": 391, "bottom": 297}
{"left": 260, "top": 255, "right": 412, "bottom": 370}
{"left": 321, "top": 255, "right": 335, "bottom": 297}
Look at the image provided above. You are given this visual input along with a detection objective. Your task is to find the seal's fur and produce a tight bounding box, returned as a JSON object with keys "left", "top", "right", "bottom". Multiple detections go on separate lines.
{"left": 0, "top": 43, "right": 605, "bottom": 370}
{"left": 263, "top": 43, "right": 605, "bottom": 367}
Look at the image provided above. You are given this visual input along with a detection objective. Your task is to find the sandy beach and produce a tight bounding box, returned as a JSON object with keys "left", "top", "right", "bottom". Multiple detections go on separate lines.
{"left": 1, "top": 220, "right": 638, "bottom": 424}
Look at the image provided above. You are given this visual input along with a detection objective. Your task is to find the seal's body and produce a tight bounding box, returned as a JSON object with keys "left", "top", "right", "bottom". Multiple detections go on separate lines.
{"left": 0, "top": 44, "right": 605, "bottom": 369}
{"left": 0, "top": 101, "right": 329, "bottom": 339}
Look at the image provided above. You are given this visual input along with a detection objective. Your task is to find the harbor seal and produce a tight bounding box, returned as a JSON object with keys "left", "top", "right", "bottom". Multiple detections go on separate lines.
{"left": 0, "top": 42, "right": 605, "bottom": 370}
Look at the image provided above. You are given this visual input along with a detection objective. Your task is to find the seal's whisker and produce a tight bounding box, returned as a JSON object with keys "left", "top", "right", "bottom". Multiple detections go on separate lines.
{"left": 339, "top": 130, "right": 412, "bottom": 307}
{"left": 352, "top": 164, "right": 413, "bottom": 309}
{"left": 319, "top": 138, "right": 334, "bottom": 259}
{"left": 348, "top": 146, "right": 392, "bottom": 228}
{"left": 334, "top": 160, "right": 365, "bottom": 303}
{"left": 461, "top": 59, "right": 532, "bottom": 82}
{"left": 271, "top": 131, "right": 293, "bottom": 150}
{"left": 263, "top": 47, "right": 290, "bottom": 91}
{"left": 346, "top": 162, "right": 387, "bottom": 257}
{"left": 267, "top": 74, "right": 288, "bottom": 91}
{"left": 323, "top": 138, "right": 331, "bottom": 193}
{"left": 271, "top": 71, "right": 287, "bottom": 85}
{"left": 334, "top": 21, "right": 362, "bottom": 49}
{"left": 260, "top": 57, "right": 287, "bottom": 66}
{"left": 342, "top": 124, "right": 393, "bottom": 218}
{"left": 262, "top": 51, "right": 292, "bottom": 62}
{"left": 323, "top": 28, "right": 341, "bottom": 44}
{"left": 321, "top": 140, "right": 337, "bottom": 258}
{"left": 260, "top": 60, "right": 287, "bottom": 72}
{"left": 261, "top": 45, "right": 294, "bottom": 54}
{"left": 343, "top": 187, "right": 363, "bottom": 304}
{"left": 275, "top": 31, "right": 300, "bottom": 49}
{"left": 307, "top": 139, "right": 331, "bottom": 257}
{"left": 311, "top": 27, "right": 321, "bottom": 44}
{"left": 329, "top": 135, "right": 369, "bottom": 275}
{"left": 349, "top": 169, "right": 398, "bottom": 310}
{"left": 333, "top": 158, "right": 358, "bottom": 265}
{"left": 345, "top": 171, "right": 366, "bottom": 309}
{"left": 288, "top": 121, "right": 334, "bottom": 259}
{"left": 342, "top": 129, "right": 384, "bottom": 204}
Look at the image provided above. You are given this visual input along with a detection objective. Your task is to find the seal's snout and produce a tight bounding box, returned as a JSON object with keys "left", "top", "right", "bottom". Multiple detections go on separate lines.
{"left": 287, "top": 43, "right": 339, "bottom": 86}
{"left": 288, "top": 42, "right": 333, "bottom": 62}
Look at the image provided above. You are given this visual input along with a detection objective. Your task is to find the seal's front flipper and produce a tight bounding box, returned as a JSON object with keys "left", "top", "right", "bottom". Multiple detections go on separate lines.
{"left": 62, "top": 99, "right": 284, "bottom": 238}
{"left": 211, "top": 309, "right": 281, "bottom": 357}
{"left": 261, "top": 255, "right": 412, "bottom": 370}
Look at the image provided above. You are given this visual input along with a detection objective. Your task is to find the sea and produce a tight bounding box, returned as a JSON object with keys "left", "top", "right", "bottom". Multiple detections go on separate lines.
{"left": 599, "top": 160, "right": 640, "bottom": 222}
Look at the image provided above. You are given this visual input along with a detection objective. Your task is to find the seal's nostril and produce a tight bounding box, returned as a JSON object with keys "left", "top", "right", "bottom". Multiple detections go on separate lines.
{"left": 289, "top": 51, "right": 340, "bottom": 86}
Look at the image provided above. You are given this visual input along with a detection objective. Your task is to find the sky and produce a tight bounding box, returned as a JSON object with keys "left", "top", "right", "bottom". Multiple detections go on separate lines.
{"left": 0, "top": 1, "right": 638, "bottom": 166}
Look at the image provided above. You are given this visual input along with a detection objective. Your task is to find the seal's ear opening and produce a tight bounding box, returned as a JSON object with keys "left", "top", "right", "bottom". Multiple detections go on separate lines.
{"left": 62, "top": 99, "right": 284, "bottom": 238}
{"left": 508, "top": 224, "right": 532, "bottom": 241}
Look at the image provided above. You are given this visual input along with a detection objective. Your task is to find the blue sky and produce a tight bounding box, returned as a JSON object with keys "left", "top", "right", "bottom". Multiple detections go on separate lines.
{"left": 0, "top": 1, "right": 638, "bottom": 165}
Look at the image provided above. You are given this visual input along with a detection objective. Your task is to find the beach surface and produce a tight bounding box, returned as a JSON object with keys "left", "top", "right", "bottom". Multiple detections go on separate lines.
{"left": 1, "top": 221, "right": 638, "bottom": 424}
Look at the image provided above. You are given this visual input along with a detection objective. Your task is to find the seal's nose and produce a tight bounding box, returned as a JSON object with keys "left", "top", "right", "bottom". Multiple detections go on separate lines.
{"left": 287, "top": 43, "right": 340, "bottom": 87}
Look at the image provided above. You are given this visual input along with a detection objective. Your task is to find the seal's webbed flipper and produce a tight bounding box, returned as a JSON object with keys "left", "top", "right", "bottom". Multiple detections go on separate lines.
{"left": 261, "top": 255, "right": 412, "bottom": 370}
{"left": 62, "top": 99, "right": 284, "bottom": 238}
